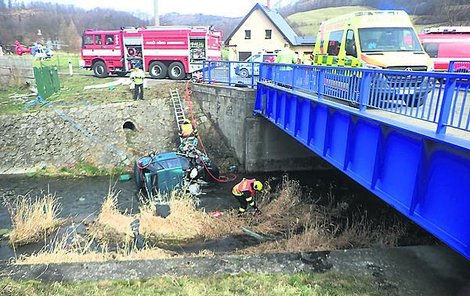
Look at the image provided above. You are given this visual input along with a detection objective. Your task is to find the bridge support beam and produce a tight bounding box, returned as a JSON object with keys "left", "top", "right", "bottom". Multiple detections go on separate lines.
{"left": 255, "top": 82, "right": 470, "bottom": 260}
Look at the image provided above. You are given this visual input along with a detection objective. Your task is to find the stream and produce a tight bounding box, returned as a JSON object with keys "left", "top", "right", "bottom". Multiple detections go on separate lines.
{"left": 0, "top": 170, "right": 435, "bottom": 261}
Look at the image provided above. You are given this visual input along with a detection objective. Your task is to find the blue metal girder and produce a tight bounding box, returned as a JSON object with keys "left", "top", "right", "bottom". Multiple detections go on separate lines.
{"left": 255, "top": 82, "right": 470, "bottom": 260}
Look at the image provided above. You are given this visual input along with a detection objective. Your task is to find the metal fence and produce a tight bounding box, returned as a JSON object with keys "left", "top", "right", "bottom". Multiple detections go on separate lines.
{"left": 202, "top": 61, "right": 261, "bottom": 87}
{"left": 202, "top": 61, "right": 470, "bottom": 134}
{"left": 448, "top": 60, "right": 470, "bottom": 73}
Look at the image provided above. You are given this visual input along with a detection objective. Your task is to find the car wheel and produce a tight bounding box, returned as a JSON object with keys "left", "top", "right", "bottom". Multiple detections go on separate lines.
{"left": 168, "top": 62, "right": 186, "bottom": 80}
{"left": 92, "top": 61, "right": 108, "bottom": 78}
{"left": 149, "top": 61, "right": 167, "bottom": 79}
{"left": 239, "top": 68, "right": 249, "bottom": 78}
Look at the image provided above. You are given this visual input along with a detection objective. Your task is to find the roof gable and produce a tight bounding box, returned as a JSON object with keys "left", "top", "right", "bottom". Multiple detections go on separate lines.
{"left": 225, "top": 3, "right": 314, "bottom": 46}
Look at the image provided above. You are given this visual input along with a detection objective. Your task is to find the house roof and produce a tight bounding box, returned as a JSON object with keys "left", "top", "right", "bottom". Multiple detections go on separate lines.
{"left": 224, "top": 3, "right": 315, "bottom": 46}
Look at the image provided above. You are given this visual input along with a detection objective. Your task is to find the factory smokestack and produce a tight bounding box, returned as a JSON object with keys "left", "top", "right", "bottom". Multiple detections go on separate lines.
{"left": 154, "top": 0, "right": 160, "bottom": 26}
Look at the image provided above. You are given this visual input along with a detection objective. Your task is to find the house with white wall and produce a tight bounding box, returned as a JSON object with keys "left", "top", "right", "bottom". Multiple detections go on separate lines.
{"left": 224, "top": 3, "right": 315, "bottom": 61}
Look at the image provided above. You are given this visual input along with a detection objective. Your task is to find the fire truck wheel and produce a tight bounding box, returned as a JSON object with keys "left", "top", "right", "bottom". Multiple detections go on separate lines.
{"left": 149, "top": 61, "right": 167, "bottom": 79}
{"left": 168, "top": 62, "right": 186, "bottom": 80}
{"left": 92, "top": 61, "right": 108, "bottom": 78}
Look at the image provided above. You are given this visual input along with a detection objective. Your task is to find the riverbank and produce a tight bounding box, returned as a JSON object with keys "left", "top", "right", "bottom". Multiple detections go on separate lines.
{"left": 1, "top": 246, "right": 469, "bottom": 296}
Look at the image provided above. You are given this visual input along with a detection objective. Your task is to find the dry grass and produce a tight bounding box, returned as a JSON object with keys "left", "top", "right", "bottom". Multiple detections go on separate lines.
{"left": 87, "top": 191, "right": 135, "bottom": 244}
{"left": 239, "top": 176, "right": 406, "bottom": 254}
{"left": 6, "top": 194, "right": 63, "bottom": 246}
{"left": 16, "top": 236, "right": 176, "bottom": 265}
{"left": 139, "top": 190, "right": 208, "bottom": 240}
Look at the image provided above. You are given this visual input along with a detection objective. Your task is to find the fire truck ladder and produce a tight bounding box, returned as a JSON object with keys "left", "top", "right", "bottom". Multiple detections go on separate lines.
{"left": 169, "top": 89, "right": 186, "bottom": 133}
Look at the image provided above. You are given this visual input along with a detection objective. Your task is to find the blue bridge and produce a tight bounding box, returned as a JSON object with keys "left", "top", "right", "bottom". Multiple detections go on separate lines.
{"left": 203, "top": 60, "right": 470, "bottom": 260}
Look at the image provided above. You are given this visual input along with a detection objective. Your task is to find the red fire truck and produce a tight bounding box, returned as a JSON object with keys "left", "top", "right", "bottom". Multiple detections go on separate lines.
{"left": 419, "top": 26, "right": 470, "bottom": 72}
{"left": 80, "top": 26, "right": 222, "bottom": 79}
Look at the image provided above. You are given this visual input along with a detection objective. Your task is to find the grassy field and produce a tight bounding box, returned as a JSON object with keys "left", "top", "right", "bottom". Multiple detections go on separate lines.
{"left": 286, "top": 6, "right": 373, "bottom": 36}
{"left": 0, "top": 272, "right": 382, "bottom": 296}
{"left": 286, "top": 6, "right": 441, "bottom": 36}
{"left": 0, "top": 51, "right": 182, "bottom": 115}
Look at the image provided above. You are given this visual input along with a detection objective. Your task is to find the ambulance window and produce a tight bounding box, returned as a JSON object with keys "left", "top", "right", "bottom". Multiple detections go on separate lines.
{"left": 423, "top": 43, "right": 439, "bottom": 58}
{"left": 345, "top": 30, "right": 357, "bottom": 57}
{"left": 327, "top": 30, "right": 343, "bottom": 56}
{"left": 95, "top": 35, "right": 102, "bottom": 45}
{"left": 105, "top": 35, "right": 114, "bottom": 45}
{"left": 83, "top": 35, "right": 93, "bottom": 45}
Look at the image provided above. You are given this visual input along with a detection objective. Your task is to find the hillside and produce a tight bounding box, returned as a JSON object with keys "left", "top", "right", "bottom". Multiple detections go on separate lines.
{"left": 286, "top": 6, "right": 372, "bottom": 36}
{"left": 160, "top": 13, "right": 241, "bottom": 40}
{"left": 286, "top": 4, "right": 470, "bottom": 37}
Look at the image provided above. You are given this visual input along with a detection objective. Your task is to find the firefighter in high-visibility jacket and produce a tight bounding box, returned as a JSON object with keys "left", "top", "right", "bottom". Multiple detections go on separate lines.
{"left": 232, "top": 178, "right": 263, "bottom": 215}
{"left": 178, "top": 119, "right": 198, "bottom": 152}
{"left": 130, "top": 64, "right": 145, "bottom": 100}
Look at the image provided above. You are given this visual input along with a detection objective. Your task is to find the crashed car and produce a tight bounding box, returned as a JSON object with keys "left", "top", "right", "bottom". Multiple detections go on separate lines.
{"left": 133, "top": 147, "right": 219, "bottom": 195}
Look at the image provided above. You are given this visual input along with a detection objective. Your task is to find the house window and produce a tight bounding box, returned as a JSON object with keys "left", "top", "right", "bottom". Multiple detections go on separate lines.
{"left": 265, "top": 29, "right": 272, "bottom": 39}
{"left": 245, "top": 30, "right": 251, "bottom": 40}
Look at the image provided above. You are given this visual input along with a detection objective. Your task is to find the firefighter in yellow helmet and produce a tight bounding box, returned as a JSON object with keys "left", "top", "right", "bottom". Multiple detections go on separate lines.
{"left": 179, "top": 118, "right": 198, "bottom": 147}
{"left": 232, "top": 178, "right": 263, "bottom": 216}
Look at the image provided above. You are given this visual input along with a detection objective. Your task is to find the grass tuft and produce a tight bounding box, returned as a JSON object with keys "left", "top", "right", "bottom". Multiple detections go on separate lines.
{"left": 6, "top": 194, "right": 63, "bottom": 246}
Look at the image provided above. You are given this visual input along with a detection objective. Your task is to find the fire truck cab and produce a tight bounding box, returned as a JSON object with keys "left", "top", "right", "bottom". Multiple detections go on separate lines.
{"left": 81, "top": 26, "right": 222, "bottom": 79}
{"left": 419, "top": 26, "right": 470, "bottom": 72}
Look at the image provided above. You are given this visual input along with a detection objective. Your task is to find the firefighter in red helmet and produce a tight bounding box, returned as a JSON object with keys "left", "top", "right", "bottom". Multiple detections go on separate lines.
{"left": 232, "top": 178, "right": 263, "bottom": 216}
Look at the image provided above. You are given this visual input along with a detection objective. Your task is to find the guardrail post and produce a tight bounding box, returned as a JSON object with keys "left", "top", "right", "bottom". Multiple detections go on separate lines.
{"left": 448, "top": 61, "right": 455, "bottom": 72}
{"left": 359, "top": 71, "right": 372, "bottom": 111}
{"left": 251, "top": 62, "right": 255, "bottom": 87}
{"left": 202, "top": 61, "right": 206, "bottom": 82}
{"left": 208, "top": 61, "right": 212, "bottom": 84}
{"left": 436, "top": 77, "right": 456, "bottom": 135}
{"left": 228, "top": 61, "right": 231, "bottom": 86}
{"left": 292, "top": 65, "right": 296, "bottom": 90}
{"left": 317, "top": 68, "right": 325, "bottom": 99}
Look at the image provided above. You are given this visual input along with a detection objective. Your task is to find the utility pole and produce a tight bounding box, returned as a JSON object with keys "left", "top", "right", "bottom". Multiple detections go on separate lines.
{"left": 154, "top": 0, "right": 159, "bottom": 26}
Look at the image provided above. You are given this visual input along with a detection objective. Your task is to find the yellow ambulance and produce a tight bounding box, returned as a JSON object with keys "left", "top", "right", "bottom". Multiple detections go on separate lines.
{"left": 313, "top": 10, "right": 434, "bottom": 71}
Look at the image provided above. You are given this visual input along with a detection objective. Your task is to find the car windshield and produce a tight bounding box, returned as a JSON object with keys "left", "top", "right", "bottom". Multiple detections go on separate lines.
{"left": 245, "top": 55, "right": 260, "bottom": 62}
{"left": 359, "top": 27, "right": 423, "bottom": 52}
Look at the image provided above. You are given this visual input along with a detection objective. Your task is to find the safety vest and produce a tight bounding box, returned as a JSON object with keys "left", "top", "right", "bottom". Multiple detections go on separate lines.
{"left": 276, "top": 48, "right": 297, "bottom": 64}
{"left": 130, "top": 69, "right": 145, "bottom": 85}
{"left": 232, "top": 178, "right": 255, "bottom": 197}
{"left": 181, "top": 123, "right": 195, "bottom": 137}
{"left": 313, "top": 54, "right": 362, "bottom": 68}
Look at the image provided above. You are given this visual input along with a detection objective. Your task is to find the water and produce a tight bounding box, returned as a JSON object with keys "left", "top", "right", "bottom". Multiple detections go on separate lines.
{"left": 0, "top": 170, "right": 435, "bottom": 261}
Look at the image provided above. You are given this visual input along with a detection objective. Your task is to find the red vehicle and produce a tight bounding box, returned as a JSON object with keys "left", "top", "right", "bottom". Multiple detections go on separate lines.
{"left": 80, "top": 26, "right": 222, "bottom": 79}
{"left": 419, "top": 26, "right": 470, "bottom": 72}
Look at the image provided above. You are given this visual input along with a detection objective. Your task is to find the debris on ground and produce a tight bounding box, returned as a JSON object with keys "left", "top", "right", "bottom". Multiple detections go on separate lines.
{"left": 83, "top": 78, "right": 130, "bottom": 90}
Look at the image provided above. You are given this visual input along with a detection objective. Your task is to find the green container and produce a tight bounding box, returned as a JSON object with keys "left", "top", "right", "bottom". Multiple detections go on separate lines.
{"left": 33, "top": 59, "right": 60, "bottom": 99}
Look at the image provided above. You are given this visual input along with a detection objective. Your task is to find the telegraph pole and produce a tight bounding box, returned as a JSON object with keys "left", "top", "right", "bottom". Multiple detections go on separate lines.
{"left": 154, "top": 0, "right": 160, "bottom": 26}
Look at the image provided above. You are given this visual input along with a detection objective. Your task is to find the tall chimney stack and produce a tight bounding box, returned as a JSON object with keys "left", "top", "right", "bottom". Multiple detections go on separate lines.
{"left": 154, "top": 0, "right": 160, "bottom": 26}
{"left": 267, "top": 0, "right": 271, "bottom": 9}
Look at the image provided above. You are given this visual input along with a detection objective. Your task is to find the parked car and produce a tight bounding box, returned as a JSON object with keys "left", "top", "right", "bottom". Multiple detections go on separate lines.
{"left": 234, "top": 53, "right": 276, "bottom": 78}
{"left": 419, "top": 26, "right": 470, "bottom": 72}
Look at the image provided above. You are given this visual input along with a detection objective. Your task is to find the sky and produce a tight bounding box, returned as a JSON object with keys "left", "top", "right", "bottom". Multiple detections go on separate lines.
{"left": 22, "top": 0, "right": 287, "bottom": 17}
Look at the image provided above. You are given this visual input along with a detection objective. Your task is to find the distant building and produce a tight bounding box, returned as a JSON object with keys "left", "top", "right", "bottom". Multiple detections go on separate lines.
{"left": 224, "top": 3, "right": 315, "bottom": 61}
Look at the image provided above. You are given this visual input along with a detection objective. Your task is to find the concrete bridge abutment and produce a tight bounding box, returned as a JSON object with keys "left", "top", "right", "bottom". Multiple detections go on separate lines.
{"left": 192, "top": 83, "right": 322, "bottom": 173}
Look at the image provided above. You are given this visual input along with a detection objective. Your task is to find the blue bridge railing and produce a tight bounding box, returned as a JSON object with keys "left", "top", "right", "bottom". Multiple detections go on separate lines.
{"left": 449, "top": 60, "right": 470, "bottom": 73}
{"left": 203, "top": 61, "right": 470, "bottom": 135}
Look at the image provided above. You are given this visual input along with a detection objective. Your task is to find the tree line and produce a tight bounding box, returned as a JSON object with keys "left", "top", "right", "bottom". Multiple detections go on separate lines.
{"left": 0, "top": 1, "right": 149, "bottom": 52}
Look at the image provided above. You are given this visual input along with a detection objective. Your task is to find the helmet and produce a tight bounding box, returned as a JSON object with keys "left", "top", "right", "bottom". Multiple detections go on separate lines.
{"left": 183, "top": 119, "right": 190, "bottom": 124}
{"left": 253, "top": 181, "right": 263, "bottom": 191}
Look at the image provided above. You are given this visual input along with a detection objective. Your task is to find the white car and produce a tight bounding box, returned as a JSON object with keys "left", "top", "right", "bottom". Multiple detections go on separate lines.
{"left": 234, "top": 53, "right": 276, "bottom": 78}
